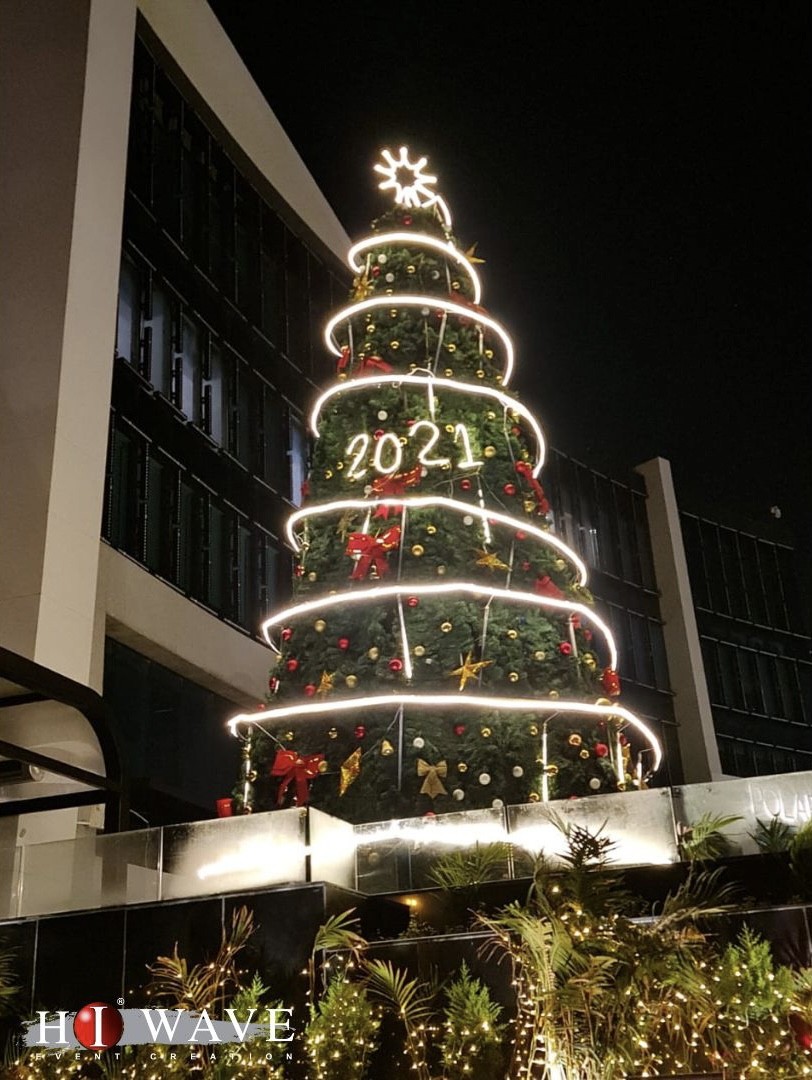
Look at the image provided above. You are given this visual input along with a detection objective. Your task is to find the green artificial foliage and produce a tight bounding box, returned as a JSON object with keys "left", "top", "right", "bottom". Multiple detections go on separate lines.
{"left": 717, "top": 926, "right": 797, "bottom": 1023}
{"left": 439, "top": 961, "right": 505, "bottom": 1079}
{"left": 238, "top": 184, "right": 652, "bottom": 823}
{"left": 427, "top": 842, "right": 512, "bottom": 889}
{"left": 790, "top": 818, "right": 812, "bottom": 897}
{"left": 750, "top": 814, "right": 795, "bottom": 853}
{"left": 679, "top": 812, "right": 742, "bottom": 861}
{"left": 305, "top": 976, "right": 380, "bottom": 1080}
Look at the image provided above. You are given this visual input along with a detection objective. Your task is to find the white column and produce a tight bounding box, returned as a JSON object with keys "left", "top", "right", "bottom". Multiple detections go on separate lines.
{"left": 0, "top": 0, "right": 136, "bottom": 688}
{"left": 636, "top": 457, "right": 724, "bottom": 782}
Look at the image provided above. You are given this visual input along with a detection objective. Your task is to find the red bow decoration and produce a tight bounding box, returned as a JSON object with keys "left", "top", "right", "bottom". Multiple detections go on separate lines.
{"left": 601, "top": 667, "right": 622, "bottom": 697}
{"left": 515, "top": 461, "right": 550, "bottom": 514}
{"left": 271, "top": 749, "right": 324, "bottom": 806}
{"left": 337, "top": 345, "right": 351, "bottom": 373}
{"left": 371, "top": 465, "right": 422, "bottom": 517}
{"left": 535, "top": 574, "right": 565, "bottom": 599}
{"left": 345, "top": 526, "right": 401, "bottom": 579}
{"left": 359, "top": 354, "right": 393, "bottom": 375}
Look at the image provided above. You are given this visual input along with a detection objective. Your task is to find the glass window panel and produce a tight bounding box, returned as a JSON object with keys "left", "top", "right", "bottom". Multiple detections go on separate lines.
{"left": 176, "top": 474, "right": 202, "bottom": 596}
{"left": 632, "top": 494, "right": 656, "bottom": 590}
{"left": 146, "top": 279, "right": 173, "bottom": 397}
{"left": 680, "top": 516, "right": 710, "bottom": 609}
{"left": 105, "top": 421, "right": 141, "bottom": 557}
{"left": 260, "top": 206, "right": 285, "bottom": 347}
{"left": 207, "top": 501, "right": 226, "bottom": 614}
{"left": 595, "top": 475, "right": 619, "bottom": 576}
{"left": 757, "top": 653, "right": 781, "bottom": 716}
{"left": 776, "top": 659, "right": 802, "bottom": 723}
{"left": 700, "top": 638, "right": 722, "bottom": 704}
{"left": 180, "top": 107, "right": 209, "bottom": 268}
{"left": 718, "top": 644, "right": 744, "bottom": 710}
{"left": 233, "top": 364, "right": 256, "bottom": 470}
{"left": 262, "top": 386, "right": 285, "bottom": 489}
{"left": 614, "top": 486, "right": 641, "bottom": 583}
{"left": 259, "top": 532, "right": 280, "bottom": 618}
{"left": 116, "top": 255, "right": 140, "bottom": 363}
{"left": 179, "top": 313, "right": 202, "bottom": 424}
{"left": 285, "top": 234, "right": 310, "bottom": 368}
{"left": 203, "top": 339, "right": 227, "bottom": 445}
{"left": 144, "top": 450, "right": 172, "bottom": 577}
{"left": 738, "top": 650, "right": 763, "bottom": 714}
{"left": 758, "top": 542, "right": 789, "bottom": 631}
{"left": 719, "top": 528, "right": 748, "bottom": 620}
{"left": 235, "top": 178, "right": 261, "bottom": 324}
{"left": 127, "top": 41, "right": 153, "bottom": 205}
{"left": 648, "top": 620, "right": 670, "bottom": 691}
{"left": 776, "top": 546, "right": 805, "bottom": 631}
{"left": 739, "top": 535, "right": 768, "bottom": 624}
{"left": 288, "top": 412, "right": 307, "bottom": 506}
{"left": 629, "top": 613, "right": 653, "bottom": 686}
{"left": 209, "top": 146, "right": 234, "bottom": 298}
{"left": 700, "top": 521, "right": 728, "bottom": 615}
{"left": 152, "top": 69, "right": 181, "bottom": 235}
{"left": 235, "top": 521, "right": 253, "bottom": 629}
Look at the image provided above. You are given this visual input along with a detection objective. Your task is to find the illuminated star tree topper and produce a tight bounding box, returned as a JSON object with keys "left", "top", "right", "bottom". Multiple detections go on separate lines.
{"left": 374, "top": 146, "right": 452, "bottom": 226}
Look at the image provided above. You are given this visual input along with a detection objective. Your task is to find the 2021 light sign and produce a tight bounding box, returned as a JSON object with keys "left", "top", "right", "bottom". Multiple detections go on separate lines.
{"left": 344, "top": 421, "right": 483, "bottom": 479}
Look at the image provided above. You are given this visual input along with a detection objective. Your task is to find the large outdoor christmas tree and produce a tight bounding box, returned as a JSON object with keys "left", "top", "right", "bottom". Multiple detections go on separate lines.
{"left": 229, "top": 149, "right": 662, "bottom": 822}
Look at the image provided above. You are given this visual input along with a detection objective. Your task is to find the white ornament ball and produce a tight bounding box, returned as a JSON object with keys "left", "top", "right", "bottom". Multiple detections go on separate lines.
{"left": 463, "top": 515, "right": 474, "bottom": 526}
{"left": 478, "top": 772, "right": 491, "bottom": 786}
{"left": 377, "top": 410, "right": 388, "bottom": 420}
{"left": 385, "top": 272, "right": 395, "bottom": 283}
{"left": 589, "top": 777, "right": 601, "bottom": 791}
{"left": 512, "top": 766, "right": 524, "bottom": 778}
{"left": 413, "top": 737, "right": 425, "bottom": 750}
{"left": 492, "top": 798, "right": 504, "bottom": 809}
{"left": 421, "top": 306, "right": 430, "bottom": 316}
{"left": 363, "top": 485, "right": 373, "bottom": 495}
{"left": 377, "top": 254, "right": 387, "bottom": 265}
{"left": 452, "top": 788, "right": 465, "bottom": 801}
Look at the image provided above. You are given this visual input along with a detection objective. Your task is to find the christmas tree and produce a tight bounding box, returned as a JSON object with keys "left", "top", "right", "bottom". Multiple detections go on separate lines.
{"left": 229, "top": 149, "right": 662, "bottom": 822}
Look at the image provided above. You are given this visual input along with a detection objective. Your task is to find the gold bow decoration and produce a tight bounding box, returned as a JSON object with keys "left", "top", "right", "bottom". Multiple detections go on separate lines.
{"left": 417, "top": 758, "right": 448, "bottom": 799}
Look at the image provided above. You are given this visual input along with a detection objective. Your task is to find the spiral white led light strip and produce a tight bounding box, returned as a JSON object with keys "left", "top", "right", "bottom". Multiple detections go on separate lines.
{"left": 260, "top": 581, "right": 617, "bottom": 669}
{"left": 324, "top": 295, "right": 515, "bottom": 386}
{"left": 347, "top": 233, "right": 483, "bottom": 304}
{"left": 286, "top": 497, "right": 588, "bottom": 583}
{"left": 228, "top": 695, "right": 663, "bottom": 774}
{"left": 310, "top": 374, "right": 544, "bottom": 474}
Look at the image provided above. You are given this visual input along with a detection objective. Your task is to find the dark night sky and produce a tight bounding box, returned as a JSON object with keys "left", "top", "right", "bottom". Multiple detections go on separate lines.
{"left": 210, "top": 0, "right": 811, "bottom": 556}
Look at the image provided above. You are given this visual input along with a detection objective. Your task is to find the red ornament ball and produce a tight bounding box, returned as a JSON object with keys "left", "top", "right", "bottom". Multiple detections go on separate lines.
{"left": 403, "top": 214, "right": 413, "bottom": 226}
{"left": 583, "top": 629, "right": 593, "bottom": 642}
{"left": 338, "top": 637, "right": 350, "bottom": 650}
{"left": 304, "top": 684, "right": 317, "bottom": 697}
{"left": 515, "top": 530, "right": 527, "bottom": 541}
{"left": 503, "top": 483, "right": 517, "bottom": 496}
{"left": 286, "top": 658, "right": 299, "bottom": 672}
{"left": 619, "top": 733, "right": 629, "bottom": 746}
{"left": 511, "top": 425, "right": 521, "bottom": 436}
{"left": 268, "top": 676, "right": 279, "bottom": 693}
{"left": 371, "top": 265, "right": 381, "bottom": 277}
{"left": 294, "top": 564, "right": 305, "bottom": 577}
{"left": 594, "top": 742, "right": 609, "bottom": 758}
{"left": 388, "top": 657, "right": 404, "bottom": 673}
{"left": 407, "top": 596, "right": 420, "bottom": 608}
{"left": 558, "top": 641, "right": 573, "bottom": 656}
{"left": 521, "top": 560, "right": 531, "bottom": 571}
{"left": 354, "top": 725, "right": 367, "bottom": 739}
{"left": 73, "top": 1003, "right": 123, "bottom": 1051}
{"left": 281, "top": 627, "right": 293, "bottom": 642}
{"left": 460, "top": 478, "right": 472, "bottom": 491}
{"left": 373, "top": 429, "right": 385, "bottom": 440}
{"left": 453, "top": 723, "right": 466, "bottom": 736}
{"left": 423, "top": 811, "right": 437, "bottom": 819}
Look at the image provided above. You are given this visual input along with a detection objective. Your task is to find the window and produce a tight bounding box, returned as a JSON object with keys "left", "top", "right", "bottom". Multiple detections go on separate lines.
{"left": 151, "top": 69, "right": 181, "bottom": 235}
{"left": 261, "top": 383, "right": 285, "bottom": 490}
{"left": 285, "top": 235, "right": 310, "bottom": 369}
{"left": 235, "top": 177, "right": 260, "bottom": 324}
{"left": 177, "top": 313, "right": 202, "bottom": 423}
{"left": 230, "top": 362, "right": 257, "bottom": 470}
{"left": 180, "top": 106, "right": 209, "bottom": 268}
{"left": 116, "top": 255, "right": 140, "bottom": 363}
{"left": 144, "top": 449, "right": 173, "bottom": 578}
{"left": 288, "top": 412, "right": 307, "bottom": 506}
{"left": 104, "top": 419, "right": 143, "bottom": 558}
{"left": 202, "top": 338, "right": 227, "bottom": 445}
{"left": 144, "top": 276, "right": 173, "bottom": 397}
{"left": 260, "top": 205, "right": 285, "bottom": 347}
{"left": 258, "top": 529, "right": 281, "bottom": 618}
{"left": 208, "top": 146, "right": 234, "bottom": 298}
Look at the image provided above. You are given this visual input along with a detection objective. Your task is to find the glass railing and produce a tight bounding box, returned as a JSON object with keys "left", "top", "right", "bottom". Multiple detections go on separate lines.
{"left": 0, "top": 769, "right": 809, "bottom": 916}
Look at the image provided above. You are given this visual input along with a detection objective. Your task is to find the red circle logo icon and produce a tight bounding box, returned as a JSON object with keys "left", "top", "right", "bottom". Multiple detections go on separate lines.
{"left": 73, "top": 1002, "right": 124, "bottom": 1050}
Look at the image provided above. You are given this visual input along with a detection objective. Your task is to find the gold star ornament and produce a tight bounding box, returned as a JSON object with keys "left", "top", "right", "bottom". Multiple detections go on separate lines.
{"left": 450, "top": 651, "right": 493, "bottom": 691}
{"left": 475, "top": 548, "right": 510, "bottom": 572}
{"left": 316, "top": 671, "right": 335, "bottom": 697}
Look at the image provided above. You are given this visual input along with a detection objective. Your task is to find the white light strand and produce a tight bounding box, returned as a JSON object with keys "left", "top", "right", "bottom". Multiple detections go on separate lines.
{"left": 228, "top": 694, "right": 662, "bottom": 773}
{"left": 310, "top": 374, "right": 545, "bottom": 474}
{"left": 323, "top": 295, "right": 515, "bottom": 385}
{"left": 261, "top": 581, "right": 617, "bottom": 669}
{"left": 285, "top": 496, "right": 588, "bottom": 583}
{"left": 348, "top": 233, "right": 482, "bottom": 304}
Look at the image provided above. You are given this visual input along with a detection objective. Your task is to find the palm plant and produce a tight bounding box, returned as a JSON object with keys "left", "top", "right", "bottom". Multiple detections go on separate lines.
{"left": 749, "top": 814, "right": 794, "bottom": 853}
{"left": 678, "top": 812, "right": 742, "bottom": 860}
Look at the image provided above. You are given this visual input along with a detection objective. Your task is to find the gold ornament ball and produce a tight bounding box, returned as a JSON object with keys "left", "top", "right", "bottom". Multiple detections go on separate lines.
{"left": 413, "top": 644, "right": 426, "bottom": 657}
{"left": 520, "top": 449, "right": 531, "bottom": 461}
{"left": 283, "top": 730, "right": 294, "bottom": 742}
{"left": 554, "top": 558, "right": 566, "bottom": 571}
{"left": 476, "top": 369, "right": 485, "bottom": 379}
{"left": 528, "top": 792, "right": 541, "bottom": 803}
{"left": 444, "top": 424, "right": 455, "bottom": 433}
{"left": 544, "top": 763, "right": 559, "bottom": 776}
{"left": 486, "top": 410, "right": 496, "bottom": 420}
{"left": 446, "top": 343, "right": 457, "bottom": 353}
{"left": 549, "top": 689, "right": 560, "bottom": 699}
{"left": 457, "top": 762, "right": 469, "bottom": 773}
{"left": 568, "top": 733, "right": 582, "bottom": 747}
{"left": 508, "top": 672, "right": 520, "bottom": 683}
{"left": 426, "top": 524, "right": 437, "bottom": 534}
{"left": 583, "top": 655, "right": 597, "bottom": 670}
{"left": 451, "top": 279, "right": 460, "bottom": 290}
{"left": 506, "top": 628, "right": 518, "bottom": 640}
{"left": 436, "top": 564, "right": 447, "bottom": 576}
{"left": 314, "top": 619, "right": 327, "bottom": 632}
{"left": 345, "top": 674, "right": 358, "bottom": 688}
{"left": 324, "top": 469, "right": 333, "bottom": 480}
{"left": 406, "top": 264, "right": 416, "bottom": 274}
{"left": 317, "top": 760, "right": 329, "bottom": 774}
{"left": 411, "top": 543, "right": 425, "bottom": 557}
{"left": 484, "top": 348, "right": 494, "bottom": 360}
{"left": 399, "top": 436, "right": 408, "bottom": 446}
{"left": 390, "top": 308, "right": 398, "bottom": 317}
{"left": 328, "top": 727, "right": 339, "bottom": 739}
{"left": 579, "top": 748, "right": 590, "bottom": 760}
{"left": 480, "top": 727, "right": 492, "bottom": 738}
{"left": 533, "top": 650, "right": 546, "bottom": 661}
{"left": 368, "top": 646, "right": 380, "bottom": 661}
{"left": 307, "top": 571, "right": 317, "bottom": 582}
{"left": 336, "top": 461, "right": 344, "bottom": 470}
{"left": 528, "top": 724, "right": 539, "bottom": 736}
{"left": 596, "top": 697, "right": 612, "bottom": 707}
{"left": 440, "top": 621, "right": 453, "bottom": 633}
{"left": 390, "top": 340, "right": 400, "bottom": 350}
{"left": 242, "top": 804, "right": 253, "bottom": 814}
{"left": 444, "top": 368, "right": 454, "bottom": 377}
{"left": 523, "top": 498, "right": 536, "bottom": 513}
{"left": 246, "top": 769, "right": 257, "bottom": 782}
{"left": 483, "top": 445, "right": 496, "bottom": 458}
